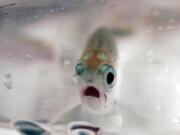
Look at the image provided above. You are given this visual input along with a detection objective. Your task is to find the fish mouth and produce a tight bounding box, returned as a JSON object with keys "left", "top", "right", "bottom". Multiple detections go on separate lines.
{"left": 83, "top": 86, "right": 100, "bottom": 98}
{"left": 81, "top": 86, "right": 107, "bottom": 112}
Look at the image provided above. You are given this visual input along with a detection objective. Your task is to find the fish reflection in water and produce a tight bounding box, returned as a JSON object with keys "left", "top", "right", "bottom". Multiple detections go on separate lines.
{"left": 13, "top": 120, "right": 50, "bottom": 135}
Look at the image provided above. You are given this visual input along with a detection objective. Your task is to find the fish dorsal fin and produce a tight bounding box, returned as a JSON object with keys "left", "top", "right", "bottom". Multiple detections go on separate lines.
{"left": 13, "top": 120, "right": 49, "bottom": 135}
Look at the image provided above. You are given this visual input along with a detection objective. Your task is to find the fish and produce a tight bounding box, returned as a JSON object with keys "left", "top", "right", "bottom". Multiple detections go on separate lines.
{"left": 75, "top": 27, "right": 119, "bottom": 113}
{"left": 49, "top": 27, "right": 137, "bottom": 128}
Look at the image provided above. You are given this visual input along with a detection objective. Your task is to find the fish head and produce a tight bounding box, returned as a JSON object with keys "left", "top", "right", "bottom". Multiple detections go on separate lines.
{"left": 75, "top": 50, "right": 117, "bottom": 113}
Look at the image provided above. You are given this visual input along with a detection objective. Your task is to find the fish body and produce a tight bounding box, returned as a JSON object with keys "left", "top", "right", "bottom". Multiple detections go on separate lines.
{"left": 81, "top": 28, "right": 117, "bottom": 68}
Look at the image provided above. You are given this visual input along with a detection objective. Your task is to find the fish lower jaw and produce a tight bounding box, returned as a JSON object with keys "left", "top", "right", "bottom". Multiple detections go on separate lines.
{"left": 81, "top": 96, "right": 107, "bottom": 114}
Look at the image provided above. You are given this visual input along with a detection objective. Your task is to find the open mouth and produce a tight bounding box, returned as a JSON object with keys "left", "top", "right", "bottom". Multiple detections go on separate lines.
{"left": 83, "top": 86, "right": 100, "bottom": 98}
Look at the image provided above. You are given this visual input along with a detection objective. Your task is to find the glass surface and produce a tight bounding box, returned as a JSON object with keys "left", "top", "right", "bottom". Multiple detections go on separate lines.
{"left": 0, "top": 0, "right": 180, "bottom": 134}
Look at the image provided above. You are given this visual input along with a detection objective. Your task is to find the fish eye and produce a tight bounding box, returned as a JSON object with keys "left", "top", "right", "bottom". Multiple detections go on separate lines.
{"left": 107, "top": 72, "right": 114, "bottom": 85}
{"left": 105, "top": 66, "right": 115, "bottom": 87}
{"left": 100, "top": 65, "right": 116, "bottom": 88}
{"left": 76, "top": 63, "right": 85, "bottom": 76}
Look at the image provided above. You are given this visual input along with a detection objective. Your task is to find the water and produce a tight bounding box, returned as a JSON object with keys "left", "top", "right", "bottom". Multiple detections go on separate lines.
{"left": 0, "top": 0, "right": 180, "bottom": 134}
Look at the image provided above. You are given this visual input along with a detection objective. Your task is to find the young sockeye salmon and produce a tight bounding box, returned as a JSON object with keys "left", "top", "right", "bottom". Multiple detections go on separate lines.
{"left": 75, "top": 27, "right": 119, "bottom": 113}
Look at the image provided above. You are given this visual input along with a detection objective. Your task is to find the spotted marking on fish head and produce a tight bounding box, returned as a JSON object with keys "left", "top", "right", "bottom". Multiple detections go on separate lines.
{"left": 81, "top": 49, "right": 111, "bottom": 70}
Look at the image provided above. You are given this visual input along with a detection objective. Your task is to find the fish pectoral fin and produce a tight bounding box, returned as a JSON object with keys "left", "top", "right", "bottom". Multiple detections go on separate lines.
{"left": 13, "top": 120, "right": 49, "bottom": 135}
